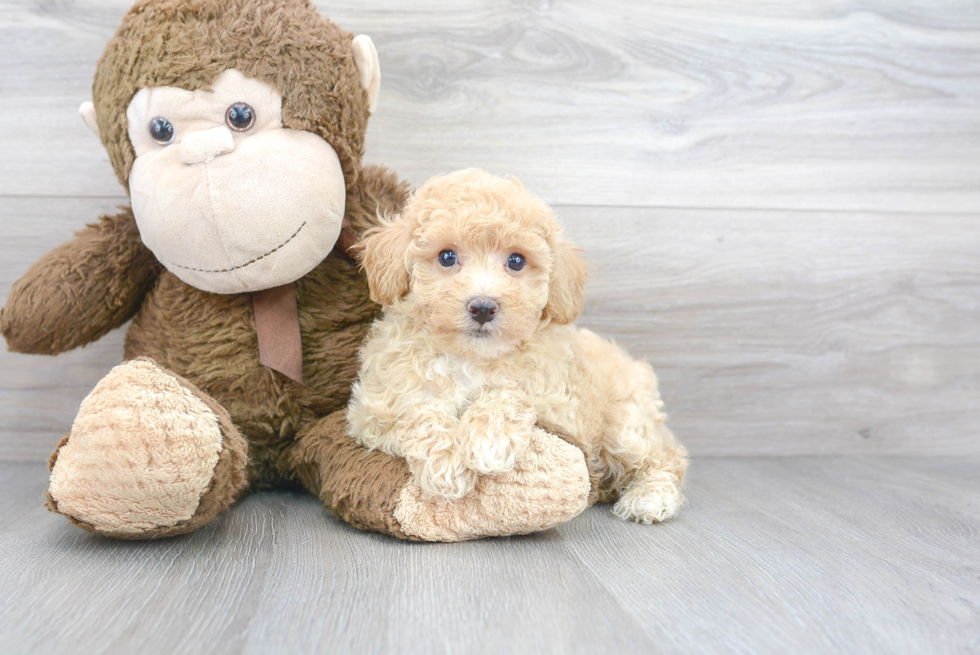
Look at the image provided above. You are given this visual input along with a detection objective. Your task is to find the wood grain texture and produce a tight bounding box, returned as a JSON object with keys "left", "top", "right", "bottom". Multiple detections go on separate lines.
{"left": 0, "top": 0, "right": 978, "bottom": 210}
{"left": 563, "top": 206, "right": 980, "bottom": 457}
{"left": 1, "top": 457, "right": 977, "bottom": 655}
{"left": 0, "top": 197, "right": 130, "bottom": 461}
{"left": 3, "top": 199, "right": 977, "bottom": 460}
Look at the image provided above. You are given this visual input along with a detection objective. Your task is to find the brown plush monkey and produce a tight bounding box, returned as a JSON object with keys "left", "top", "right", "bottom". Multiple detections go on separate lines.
{"left": 0, "top": 0, "right": 592, "bottom": 540}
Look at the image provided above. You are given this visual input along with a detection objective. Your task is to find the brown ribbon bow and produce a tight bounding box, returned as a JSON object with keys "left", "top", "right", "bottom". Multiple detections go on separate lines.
{"left": 250, "top": 217, "right": 357, "bottom": 385}
{"left": 252, "top": 283, "right": 304, "bottom": 385}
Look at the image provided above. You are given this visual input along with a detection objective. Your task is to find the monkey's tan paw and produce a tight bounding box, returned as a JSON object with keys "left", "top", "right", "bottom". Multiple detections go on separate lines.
{"left": 46, "top": 358, "right": 247, "bottom": 538}
{"left": 393, "top": 428, "right": 590, "bottom": 541}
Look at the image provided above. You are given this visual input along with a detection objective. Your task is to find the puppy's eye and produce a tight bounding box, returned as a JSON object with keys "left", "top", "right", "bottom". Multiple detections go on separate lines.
{"left": 438, "top": 249, "right": 458, "bottom": 267}
{"left": 226, "top": 103, "right": 255, "bottom": 131}
{"left": 149, "top": 117, "right": 175, "bottom": 145}
{"left": 507, "top": 253, "right": 527, "bottom": 271}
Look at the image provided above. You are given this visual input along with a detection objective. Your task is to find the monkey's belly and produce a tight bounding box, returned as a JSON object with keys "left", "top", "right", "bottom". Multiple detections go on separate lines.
{"left": 122, "top": 265, "right": 377, "bottom": 485}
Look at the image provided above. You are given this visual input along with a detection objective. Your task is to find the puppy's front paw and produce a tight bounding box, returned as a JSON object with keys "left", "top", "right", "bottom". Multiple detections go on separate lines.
{"left": 458, "top": 406, "right": 533, "bottom": 476}
{"left": 613, "top": 478, "right": 683, "bottom": 524}
{"left": 410, "top": 451, "right": 478, "bottom": 500}
{"left": 466, "top": 432, "right": 528, "bottom": 475}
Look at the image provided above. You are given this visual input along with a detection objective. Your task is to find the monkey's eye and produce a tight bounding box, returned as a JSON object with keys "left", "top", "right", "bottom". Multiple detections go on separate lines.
{"left": 149, "top": 117, "right": 175, "bottom": 145}
{"left": 438, "top": 249, "right": 458, "bottom": 267}
{"left": 507, "top": 253, "right": 527, "bottom": 271}
{"left": 225, "top": 102, "right": 255, "bottom": 131}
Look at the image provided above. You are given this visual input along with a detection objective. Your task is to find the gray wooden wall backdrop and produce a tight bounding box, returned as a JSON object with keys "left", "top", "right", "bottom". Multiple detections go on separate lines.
{"left": 1, "top": 0, "right": 978, "bottom": 460}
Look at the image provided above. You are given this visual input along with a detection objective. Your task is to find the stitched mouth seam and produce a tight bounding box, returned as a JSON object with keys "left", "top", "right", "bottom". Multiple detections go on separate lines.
{"left": 166, "top": 221, "right": 308, "bottom": 273}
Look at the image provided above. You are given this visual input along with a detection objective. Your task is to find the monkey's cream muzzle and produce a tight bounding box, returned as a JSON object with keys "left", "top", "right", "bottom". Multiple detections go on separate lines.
{"left": 124, "top": 69, "right": 346, "bottom": 294}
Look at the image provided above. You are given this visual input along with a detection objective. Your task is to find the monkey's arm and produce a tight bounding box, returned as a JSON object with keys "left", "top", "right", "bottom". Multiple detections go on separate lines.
{"left": 1, "top": 207, "right": 162, "bottom": 355}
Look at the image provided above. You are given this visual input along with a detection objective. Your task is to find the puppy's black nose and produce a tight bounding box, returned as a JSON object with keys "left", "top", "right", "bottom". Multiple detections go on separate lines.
{"left": 468, "top": 297, "right": 499, "bottom": 325}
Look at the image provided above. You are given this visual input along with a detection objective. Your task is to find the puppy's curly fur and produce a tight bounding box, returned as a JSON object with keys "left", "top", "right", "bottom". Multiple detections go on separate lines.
{"left": 348, "top": 169, "right": 688, "bottom": 523}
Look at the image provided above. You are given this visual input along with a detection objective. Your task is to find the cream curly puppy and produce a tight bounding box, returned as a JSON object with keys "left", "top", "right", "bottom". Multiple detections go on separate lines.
{"left": 347, "top": 169, "right": 688, "bottom": 523}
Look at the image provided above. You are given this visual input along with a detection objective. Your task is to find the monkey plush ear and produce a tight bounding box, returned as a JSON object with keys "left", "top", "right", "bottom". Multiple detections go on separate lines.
{"left": 543, "top": 240, "right": 590, "bottom": 325}
{"left": 79, "top": 101, "right": 99, "bottom": 137}
{"left": 352, "top": 35, "right": 381, "bottom": 114}
{"left": 356, "top": 217, "right": 413, "bottom": 306}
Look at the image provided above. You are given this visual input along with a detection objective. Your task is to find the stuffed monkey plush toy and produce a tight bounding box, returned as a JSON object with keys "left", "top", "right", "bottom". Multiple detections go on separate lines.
{"left": 1, "top": 0, "right": 594, "bottom": 541}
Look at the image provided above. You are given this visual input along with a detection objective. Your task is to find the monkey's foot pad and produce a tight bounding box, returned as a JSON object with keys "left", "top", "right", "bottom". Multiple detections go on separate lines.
{"left": 46, "top": 358, "right": 245, "bottom": 538}
{"left": 393, "top": 428, "right": 591, "bottom": 541}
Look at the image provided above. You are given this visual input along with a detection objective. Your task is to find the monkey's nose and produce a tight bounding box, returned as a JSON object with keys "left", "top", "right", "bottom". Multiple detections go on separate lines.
{"left": 179, "top": 126, "right": 235, "bottom": 165}
{"left": 467, "top": 297, "right": 499, "bottom": 325}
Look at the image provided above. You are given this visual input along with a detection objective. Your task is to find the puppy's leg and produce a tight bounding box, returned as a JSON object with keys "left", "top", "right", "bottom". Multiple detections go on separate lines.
{"left": 399, "top": 412, "right": 477, "bottom": 500}
{"left": 457, "top": 390, "right": 534, "bottom": 476}
{"left": 610, "top": 421, "right": 688, "bottom": 524}
{"left": 349, "top": 383, "right": 474, "bottom": 500}
{"left": 600, "top": 364, "right": 689, "bottom": 524}
{"left": 352, "top": 409, "right": 476, "bottom": 501}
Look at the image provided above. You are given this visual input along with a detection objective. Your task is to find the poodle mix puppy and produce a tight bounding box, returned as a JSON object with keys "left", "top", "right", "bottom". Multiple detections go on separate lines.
{"left": 347, "top": 169, "right": 688, "bottom": 523}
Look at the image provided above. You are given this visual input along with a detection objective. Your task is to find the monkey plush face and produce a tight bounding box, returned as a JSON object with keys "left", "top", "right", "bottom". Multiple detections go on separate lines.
{"left": 124, "top": 69, "right": 346, "bottom": 293}
{"left": 79, "top": 0, "right": 381, "bottom": 294}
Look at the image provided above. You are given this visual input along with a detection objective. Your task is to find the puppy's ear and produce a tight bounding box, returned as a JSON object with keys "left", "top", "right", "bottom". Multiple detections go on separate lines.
{"left": 543, "top": 239, "right": 589, "bottom": 324}
{"left": 354, "top": 217, "right": 414, "bottom": 306}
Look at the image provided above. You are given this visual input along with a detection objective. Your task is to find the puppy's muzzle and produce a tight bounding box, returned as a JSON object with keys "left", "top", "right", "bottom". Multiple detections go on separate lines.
{"left": 467, "top": 297, "right": 499, "bottom": 325}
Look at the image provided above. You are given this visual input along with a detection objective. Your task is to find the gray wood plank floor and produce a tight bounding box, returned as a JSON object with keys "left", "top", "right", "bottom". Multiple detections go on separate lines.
{"left": 2, "top": 457, "right": 977, "bottom": 655}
